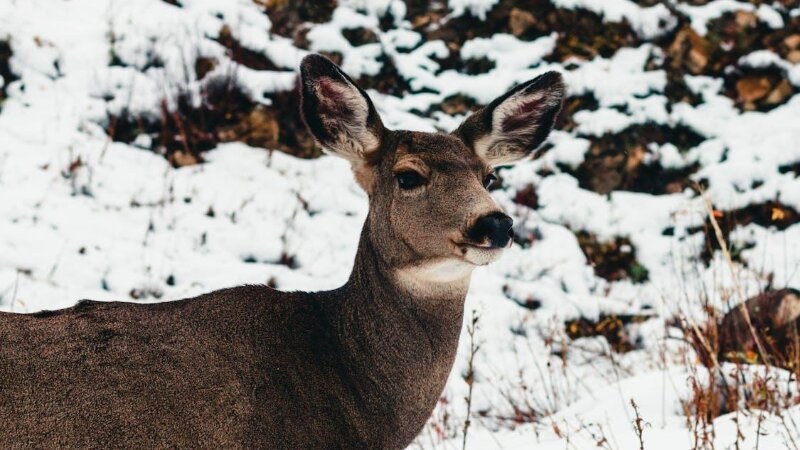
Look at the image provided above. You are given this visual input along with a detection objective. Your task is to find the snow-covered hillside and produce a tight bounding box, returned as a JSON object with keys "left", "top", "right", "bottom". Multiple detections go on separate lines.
{"left": 1, "top": 0, "right": 800, "bottom": 448}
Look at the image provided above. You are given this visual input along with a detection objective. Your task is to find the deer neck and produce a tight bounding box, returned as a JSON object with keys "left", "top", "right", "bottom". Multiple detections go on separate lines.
{"left": 342, "top": 219, "right": 470, "bottom": 336}
{"left": 331, "top": 220, "right": 469, "bottom": 427}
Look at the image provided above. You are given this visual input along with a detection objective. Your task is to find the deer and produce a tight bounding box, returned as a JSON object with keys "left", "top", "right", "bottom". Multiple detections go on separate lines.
{"left": 0, "top": 54, "right": 564, "bottom": 449}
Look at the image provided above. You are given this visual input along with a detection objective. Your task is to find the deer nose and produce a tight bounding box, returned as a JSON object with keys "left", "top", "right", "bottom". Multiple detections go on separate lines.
{"left": 467, "top": 212, "right": 514, "bottom": 248}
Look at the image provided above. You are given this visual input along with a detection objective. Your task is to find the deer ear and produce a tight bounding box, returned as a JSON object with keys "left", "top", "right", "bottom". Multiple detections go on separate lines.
{"left": 300, "top": 54, "right": 385, "bottom": 166}
{"left": 455, "top": 71, "right": 565, "bottom": 166}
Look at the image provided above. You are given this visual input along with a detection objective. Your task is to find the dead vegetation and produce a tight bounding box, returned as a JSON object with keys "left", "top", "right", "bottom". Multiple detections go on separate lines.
{"left": 565, "top": 123, "right": 706, "bottom": 195}
{"left": 691, "top": 200, "right": 799, "bottom": 265}
{"left": 105, "top": 54, "right": 318, "bottom": 167}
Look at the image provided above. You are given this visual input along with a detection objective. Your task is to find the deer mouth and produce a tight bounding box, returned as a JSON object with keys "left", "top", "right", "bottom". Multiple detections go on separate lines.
{"left": 456, "top": 242, "right": 508, "bottom": 266}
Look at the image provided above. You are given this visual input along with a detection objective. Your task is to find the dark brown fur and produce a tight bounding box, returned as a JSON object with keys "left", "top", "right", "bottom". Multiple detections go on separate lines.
{"left": 0, "top": 55, "right": 563, "bottom": 449}
{"left": 0, "top": 238, "right": 461, "bottom": 449}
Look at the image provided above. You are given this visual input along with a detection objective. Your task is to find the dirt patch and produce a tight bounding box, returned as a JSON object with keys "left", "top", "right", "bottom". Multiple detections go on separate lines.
{"left": 576, "top": 232, "right": 650, "bottom": 283}
{"left": 341, "top": 27, "right": 379, "bottom": 47}
{"left": 400, "top": 0, "right": 641, "bottom": 75}
{"left": 555, "top": 93, "right": 600, "bottom": 132}
{"left": 724, "top": 65, "right": 797, "bottom": 112}
{"left": 105, "top": 71, "right": 319, "bottom": 166}
{"left": 356, "top": 54, "right": 411, "bottom": 96}
{"left": 565, "top": 123, "right": 706, "bottom": 195}
{"left": 424, "top": 94, "right": 482, "bottom": 117}
{"left": 657, "top": 13, "right": 800, "bottom": 111}
{"left": 216, "top": 25, "right": 281, "bottom": 71}
{"left": 693, "top": 200, "right": 799, "bottom": 264}
{"left": 565, "top": 313, "right": 651, "bottom": 353}
{"left": 265, "top": 0, "right": 337, "bottom": 39}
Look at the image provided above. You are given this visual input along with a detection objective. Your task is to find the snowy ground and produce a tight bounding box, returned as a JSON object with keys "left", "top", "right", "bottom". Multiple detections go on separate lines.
{"left": 1, "top": 0, "right": 800, "bottom": 448}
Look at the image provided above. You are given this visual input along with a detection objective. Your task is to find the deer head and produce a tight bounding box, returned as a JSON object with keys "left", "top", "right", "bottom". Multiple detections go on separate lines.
{"left": 300, "top": 54, "right": 564, "bottom": 293}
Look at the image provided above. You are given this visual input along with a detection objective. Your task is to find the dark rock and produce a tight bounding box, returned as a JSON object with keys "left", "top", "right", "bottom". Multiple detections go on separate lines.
{"left": 509, "top": 7, "right": 537, "bottom": 38}
{"left": 666, "top": 25, "right": 711, "bottom": 75}
{"left": 719, "top": 289, "right": 800, "bottom": 366}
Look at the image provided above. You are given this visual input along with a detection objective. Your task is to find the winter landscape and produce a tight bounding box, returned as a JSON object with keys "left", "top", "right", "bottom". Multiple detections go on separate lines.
{"left": 1, "top": 0, "right": 800, "bottom": 448}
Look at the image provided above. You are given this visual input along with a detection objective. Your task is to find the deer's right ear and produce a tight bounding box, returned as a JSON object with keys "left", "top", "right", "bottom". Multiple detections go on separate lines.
{"left": 454, "top": 71, "right": 565, "bottom": 167}
{"left": 300, "top": 54, "right": 385, "bottom": 168}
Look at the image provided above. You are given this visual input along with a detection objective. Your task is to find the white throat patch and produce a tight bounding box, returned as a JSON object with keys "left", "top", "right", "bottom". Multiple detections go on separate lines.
{"left": 392, "top": 257, "right": 474, "bottom": 297}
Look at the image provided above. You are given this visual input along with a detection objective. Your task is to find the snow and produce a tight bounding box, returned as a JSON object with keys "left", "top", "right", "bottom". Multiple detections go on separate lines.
{"left": 460, "top": 32, "right": 556, "bottom": 70}
{"left": 1, "top": 0, "right": 800, "bottom": 449}
{"left": 551, "top": 0, "right": 675, "bottom": 39}
{"left": 676, "top": 0, "right": 756, "bottom": 35}
{"left": 448, "top": 0, "right": 500, "bottom": 20}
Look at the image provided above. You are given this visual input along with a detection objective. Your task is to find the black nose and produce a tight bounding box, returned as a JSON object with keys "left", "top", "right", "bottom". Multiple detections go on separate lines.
{"left": 467, "top": 212, "right": 514, "bottom": 248}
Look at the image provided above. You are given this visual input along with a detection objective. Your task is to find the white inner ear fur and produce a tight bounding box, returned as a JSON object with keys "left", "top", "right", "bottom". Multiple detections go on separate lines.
{"left": 474, "top": 90, "right": 552, "bottom": 166}
{"left": 392, "top": 258, "right": 474, "bottom": 298}
{"left": 314, "top": 78, "right": 379, "bottom": 162}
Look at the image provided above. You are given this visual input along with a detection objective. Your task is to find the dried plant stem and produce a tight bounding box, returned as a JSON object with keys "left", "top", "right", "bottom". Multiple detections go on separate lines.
{"left": 698, "top": 187, "right": 770, "bottom": 366}
{"left": 462, "top": 310, "right": 480, "bottom": 450}
{"left": 631, "top": 398, "right": 646, "bottom": 450}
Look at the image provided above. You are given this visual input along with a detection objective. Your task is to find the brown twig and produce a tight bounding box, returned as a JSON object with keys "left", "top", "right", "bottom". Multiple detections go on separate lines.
{"left": 462, "top": 310, "right": 480, "bottom": 450}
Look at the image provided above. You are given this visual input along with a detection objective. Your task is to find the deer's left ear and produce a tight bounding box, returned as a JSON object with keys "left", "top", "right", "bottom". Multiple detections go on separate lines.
{"left": 454, "top": 71, "right": 565, "bottom": 166}
{"left": 300, "top": 54, "right": 385, "bottom": 165}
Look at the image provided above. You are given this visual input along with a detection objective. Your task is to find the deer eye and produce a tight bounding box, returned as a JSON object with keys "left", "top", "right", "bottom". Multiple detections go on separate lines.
{"left": 396, "top": 171, "right": 425, "bottom": 190}
{"left": 483, "top": 173, "right": 497, "bottom": 190}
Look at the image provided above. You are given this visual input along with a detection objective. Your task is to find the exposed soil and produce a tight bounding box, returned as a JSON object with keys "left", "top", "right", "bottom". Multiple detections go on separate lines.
{"left": 106, "top": 72, "right": 319, "bottom": 167}
{"left": 564, "top": 123, "right": 706, "bottom": 195}
{"left": 564, "top": 313, "right": 652, "bottom": 353}
{"left": 575, "top": 232, "right": 650, "bottom": 283}
{"left": 692, "top": 200, "right": 799, "bottom": 264}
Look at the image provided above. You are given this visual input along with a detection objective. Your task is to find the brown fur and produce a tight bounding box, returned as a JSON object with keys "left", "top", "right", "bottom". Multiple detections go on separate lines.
{"left": 0, "top": 55, "right": 563, "bottom": 449}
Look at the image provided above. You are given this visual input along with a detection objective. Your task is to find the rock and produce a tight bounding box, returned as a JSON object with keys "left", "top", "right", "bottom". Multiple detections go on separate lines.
{"left": 435, "top": 95, "right": 479, "bottom": 116}
{"left": 764, "top": 78, "right": 794, "bottom": 106}
{"left": 170, "top": 150, "right": 200, "bottom": 167}
{"left": 736, "top": 75, "right": 772, "bottom": 107}
{"left": 734, "top": 10, "right": 758, "bottom": 30}
{"left": 719, "top": 289, "right": 800, "bottom": 365}
{"left": 509, "top": 8, "right": 536, "bottom": 38}
{"left": 784, "top": 34, "right": 800, "bottom": 51}
{"left": 667, "top": 26, "right": 710, "bottom": 75}
{"left": 624, "top": 144, "right": 646, "bottom": 175}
